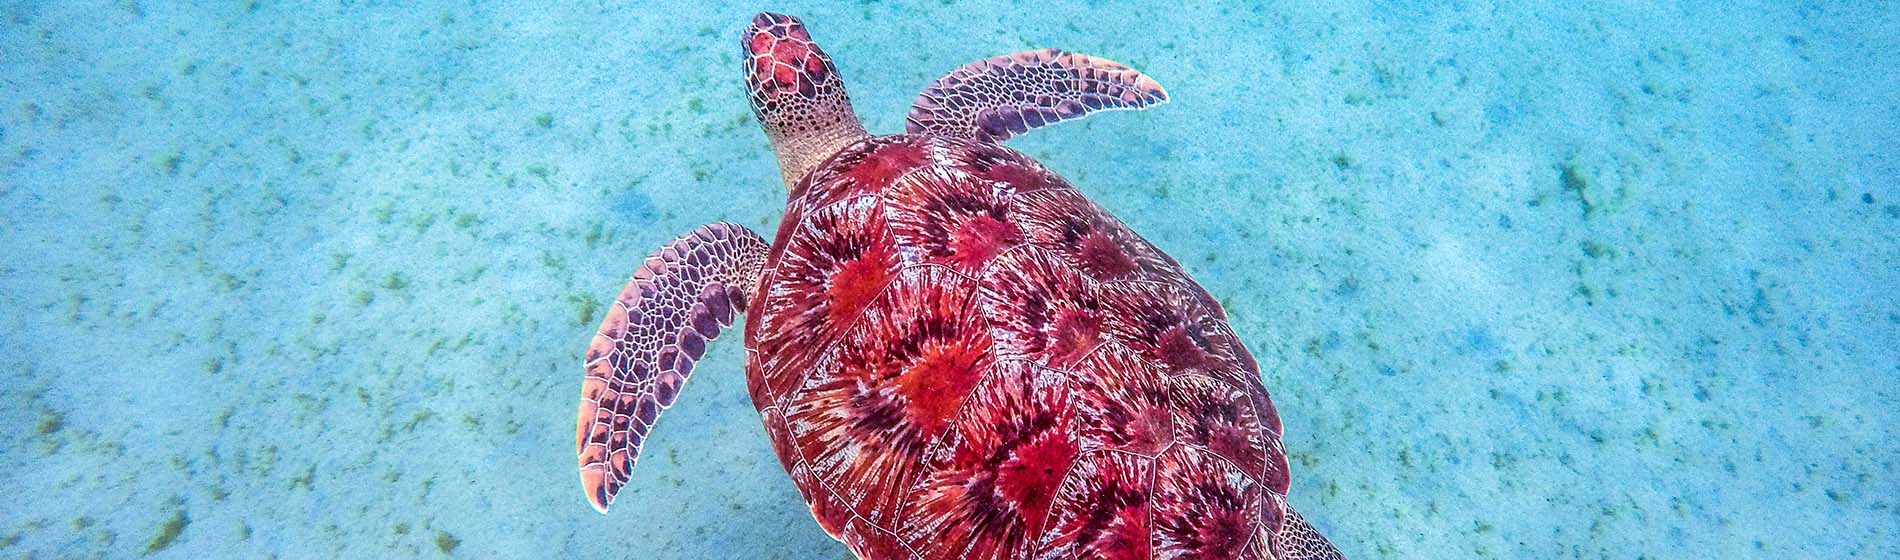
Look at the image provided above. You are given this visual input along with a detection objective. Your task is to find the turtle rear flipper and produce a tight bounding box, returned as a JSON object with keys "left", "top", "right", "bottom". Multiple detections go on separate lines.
{"left": 576, "top": 222, "right": 768, "bottom": 513}
{"left": 1277, "top": 505, "right": 1346, "bottom": 559}
{"left": 907, "top": 48, "right": 1169, "bottom": 143}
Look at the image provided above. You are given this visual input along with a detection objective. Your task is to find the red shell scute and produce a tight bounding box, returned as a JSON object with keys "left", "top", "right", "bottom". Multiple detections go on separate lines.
{"left": 884, "top": 165, "right": 1025, "bottom": 272}
{"left": 754, "top": 195, "right": 894, "bottom": 403}
{"left": 981, "top": 247, "right": 1105, "bottom": 370}
{"left": 1152, "top": 447, "right": 1264, "bottom": 558}
{"left": 744, "top": 135, "right": 1295, "bottom": 559}
{"left": 1073, "top": 343, "right": 1175, "bottom": 456}
{"left": 899, "top": 361, "right": 1076, "bottom": 559}
{"left": 784, "top": 267, "right": 991, "bottom": 523}
{"left": 1170, "top": 375, "right": 1271, "bottom": 483}
{"left": 1036, "top": 451, "right": 1155, "bottom": 559}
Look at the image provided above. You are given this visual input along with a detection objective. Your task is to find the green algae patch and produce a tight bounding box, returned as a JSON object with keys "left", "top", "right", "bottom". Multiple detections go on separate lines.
{"left": 434, "top": 530, "right": 460, "bottom": 554}
{"left": 1558, "top": 161, "right": 1596, "bottom": 217}
{"left": 157, "top": 153, "right": 181, "bottom": 177}
{"left": 526, "top": 163, "right": 554, "bottom": 180}
{"left": 571, "top": 294, "right": 598, "bottom": 326}
{"left": 142, "top": 508, "right": 189, "bottom": 555}
{"left": 33, "top": 410, "right": 63, "bottom": 435}
{"left": 381, "top": 272, "right": 409, "bottom": 290}
{"left": 1579, "top": 239, "right": 1613, "bottom": 259}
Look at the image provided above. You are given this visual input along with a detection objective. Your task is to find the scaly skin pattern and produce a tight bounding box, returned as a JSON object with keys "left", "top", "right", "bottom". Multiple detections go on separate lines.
{"left": 907, "top": 49, "right": 1171, "bottom": 143}
{"left": 576, "top": 223, "right": 767, "bottom": 513}
{"left": 743, "top": 134, "right": 1310, "bottom": 559}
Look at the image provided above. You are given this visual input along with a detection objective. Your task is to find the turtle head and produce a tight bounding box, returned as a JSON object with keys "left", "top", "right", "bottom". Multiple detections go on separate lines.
{"left": 743, "top": 13, "right": 866, "bottom": 187}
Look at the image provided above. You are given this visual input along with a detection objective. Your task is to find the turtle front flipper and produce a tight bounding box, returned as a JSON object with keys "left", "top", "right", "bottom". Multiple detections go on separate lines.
{"left": 906, "top": 48, "right": 1169, "bottom": 143}
{"left": 576, "top": 223, "right": 768, "bottom": 513}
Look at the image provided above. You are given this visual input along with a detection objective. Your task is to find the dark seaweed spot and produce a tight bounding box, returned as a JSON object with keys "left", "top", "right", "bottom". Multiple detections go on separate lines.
{"left": 1580, "top": 240, "right": 1611, "bottom": 259}
{"left": 572, "top": 295, "right": 598, "bottom": 326}
{"left": 142, "top": 507, "right": 188, "bottom": 555}
{"left": 435, "top": 530, "right": 460, "bottom": 554}
{"left": 1862, "top": 192, "right": 1874, "bottom": 204}
{"left": 1559, "top": 162, "right": 1595, "bottom": 216}
{"left": 1560, "top": 164, "right": 1587, "bottom": 193}
{"left": 34, "top": 410, "right": 62, "bottom": 434}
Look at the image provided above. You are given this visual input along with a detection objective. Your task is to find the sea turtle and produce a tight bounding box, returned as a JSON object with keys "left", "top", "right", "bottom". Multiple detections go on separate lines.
{"left": 576, "top": 12, "right": 1345, "bottom": 559}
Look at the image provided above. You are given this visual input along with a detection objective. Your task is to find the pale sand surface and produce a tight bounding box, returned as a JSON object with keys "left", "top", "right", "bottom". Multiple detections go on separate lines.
{"left": 2, "top": 1, "right": 1894, "bottom": 557}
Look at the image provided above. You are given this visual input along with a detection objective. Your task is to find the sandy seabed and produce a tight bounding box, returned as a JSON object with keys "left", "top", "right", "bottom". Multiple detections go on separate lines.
{"left": 2, "top": 1, "right": 1895, "bottom": 558}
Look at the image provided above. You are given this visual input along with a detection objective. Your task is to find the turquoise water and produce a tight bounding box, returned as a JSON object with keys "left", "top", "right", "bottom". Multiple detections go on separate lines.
{"left": 4, "top": 1, "right": 1895, "bottom": 557}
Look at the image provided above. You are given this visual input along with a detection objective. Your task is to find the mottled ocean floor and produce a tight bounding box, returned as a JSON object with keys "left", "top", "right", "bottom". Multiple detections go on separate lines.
{"left": 3, "top": 1, "right": 1896, "bottom": 558}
